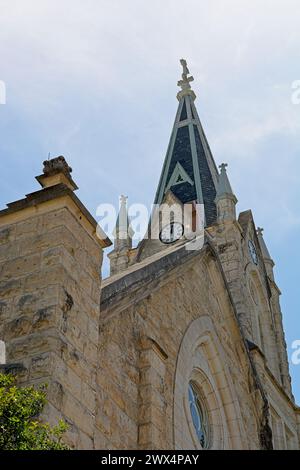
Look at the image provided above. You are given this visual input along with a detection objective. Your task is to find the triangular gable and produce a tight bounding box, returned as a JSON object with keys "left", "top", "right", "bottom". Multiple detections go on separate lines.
{"left": 165, "top": 162, "right": 194, "bottom": 192}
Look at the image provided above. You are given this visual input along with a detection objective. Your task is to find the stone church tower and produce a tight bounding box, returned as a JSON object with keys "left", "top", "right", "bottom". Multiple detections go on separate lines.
{"left": 0, "top": 62, "right": 299, "bottom": 450}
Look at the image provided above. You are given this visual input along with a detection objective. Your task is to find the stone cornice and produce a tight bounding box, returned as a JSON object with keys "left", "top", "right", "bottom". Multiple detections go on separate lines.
{"left": 0, "top": 183, "right": 112, "bottom": 248}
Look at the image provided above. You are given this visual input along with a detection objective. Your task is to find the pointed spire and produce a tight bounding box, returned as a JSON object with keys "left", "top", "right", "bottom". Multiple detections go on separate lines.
{"left": 215, "top": 163, "right": 237, "bottom": 223}
{"left": 257, "top": 227, "right": 272, "bottom": 262}
{"left": 257, "top": 227, "right": 274, "bottom": 280}
{"left": 108, "top": 196, "right": 135, "bottom": 276}
{"left": 154, "top": 59, "right": 219, "bottom": 227}
{"left": 215, "top": 163, "right": 237, "bottom": 203}
{"left": 113, "top": 195, "right": 134, "bottom": 242}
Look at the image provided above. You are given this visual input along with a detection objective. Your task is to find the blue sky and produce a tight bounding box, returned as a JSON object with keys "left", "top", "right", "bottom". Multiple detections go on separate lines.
{"left": 0, "top": 0, "right": 299, "bottom": 402}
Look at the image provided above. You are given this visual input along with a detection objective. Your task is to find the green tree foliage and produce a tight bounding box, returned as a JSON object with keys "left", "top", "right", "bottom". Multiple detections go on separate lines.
{"left": 0, "top": 373, "right": 69, "bottom": 450}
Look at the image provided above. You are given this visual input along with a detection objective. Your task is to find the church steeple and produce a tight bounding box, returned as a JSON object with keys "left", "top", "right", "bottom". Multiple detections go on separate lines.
{"left": 113, "top": 195, "right": 134, "bottom": 249}
{"left": 257, "top": 227, "right": 275, "bottom": 280}
{"left": 108, "top": 195, "right": 134, "bottom": 275}
{"left": 215, "top": 163, "right": 237, "bottom": 223}
{"left": 154, "top": 59, "right": 219, "bottom": 226}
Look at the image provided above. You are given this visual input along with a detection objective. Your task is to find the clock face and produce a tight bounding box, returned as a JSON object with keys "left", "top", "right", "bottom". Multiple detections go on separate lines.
{"left": 159, "top": 222, "right": 184, "bottom": 244}
{"left": 248, "top": 240, "right": 258, "bottom": 265}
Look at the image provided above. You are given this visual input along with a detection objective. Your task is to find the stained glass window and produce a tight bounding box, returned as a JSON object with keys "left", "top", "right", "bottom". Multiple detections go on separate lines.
{"left": 188, "top": 381, "right": 210, "bottom": 449}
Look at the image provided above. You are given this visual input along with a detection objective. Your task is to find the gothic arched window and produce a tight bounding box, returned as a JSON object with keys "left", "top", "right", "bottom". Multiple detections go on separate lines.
{"left": 188, "top": 381, "right": 210, "bottom": 449}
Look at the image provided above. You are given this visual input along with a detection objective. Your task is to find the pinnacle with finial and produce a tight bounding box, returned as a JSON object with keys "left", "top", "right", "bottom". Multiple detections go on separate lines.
{"left": 215, "top": 162, "right": 237, "bottom": 203}
{"left": 114, "top": 194, "right": 134, "bottom": 240}
{"left": 256, "top": 227, "right": 272, "bottom": 261}
{"left": 120, "top": 194, "right": 127, "bottom": 205}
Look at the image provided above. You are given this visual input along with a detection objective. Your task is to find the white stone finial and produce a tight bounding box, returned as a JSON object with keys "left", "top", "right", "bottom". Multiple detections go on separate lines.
{"left": 256, "top": 227, "right": 273, "bottom": 263}
{"left": 120, "top": 194, "right": 128, "bottom": 206}
{"left": 177, "top": 59, "right": 196, "bottom": 101}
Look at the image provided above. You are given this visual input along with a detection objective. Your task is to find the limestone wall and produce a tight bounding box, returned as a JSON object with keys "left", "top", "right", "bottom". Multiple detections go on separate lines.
{"left": 0, "top": 205, "right": 103, "bottom": 448}
{"left": 208, "top": 214, "right": 292, "bottom": 399}
{"left": 101, "top": 247, "right": 263, "bottom": 449}
{"left": 1, "top": 188, "right": 298, "bottom": 450}
{"left": 250, "top": 349, "right": 299, "bottom": 449}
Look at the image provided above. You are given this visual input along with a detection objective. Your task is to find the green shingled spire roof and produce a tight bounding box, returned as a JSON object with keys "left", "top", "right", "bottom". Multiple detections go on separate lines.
{"left": 154, "top": 59, "right": 219, "bottom": 226}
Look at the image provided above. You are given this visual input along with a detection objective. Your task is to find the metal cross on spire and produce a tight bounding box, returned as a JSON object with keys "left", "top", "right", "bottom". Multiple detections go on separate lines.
{"left": 177, "top": 59, "right": 196, "bottom": 100}
{"left": 178, "top": 59, "right": 194, "bottom": 88}
{"left": 181, "top": 58, "right": 189, "bottom": 75}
